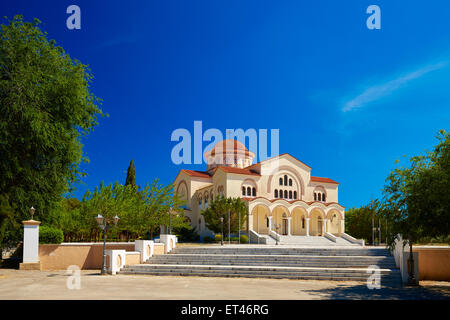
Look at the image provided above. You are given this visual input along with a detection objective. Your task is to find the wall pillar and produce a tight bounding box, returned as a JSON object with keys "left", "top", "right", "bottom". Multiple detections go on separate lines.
{"left": 323, "top": 219, "right": 328, "bottom": 234}
{"left": 287, "top": 217, "right": 292, "bottom": 236}
{"left": 306, "top": 218, "right": 310, "bottom": 237}
{"left": 268, "top": 216, "right": 273, "bottom": 233}
{"left": 20, "top": 220, "right": 41, "bottom": 270}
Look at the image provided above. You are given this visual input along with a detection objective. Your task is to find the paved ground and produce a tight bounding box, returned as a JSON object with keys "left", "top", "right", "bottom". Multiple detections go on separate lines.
{"left": 0, "top": 269, "right": 449, "bottom": 300}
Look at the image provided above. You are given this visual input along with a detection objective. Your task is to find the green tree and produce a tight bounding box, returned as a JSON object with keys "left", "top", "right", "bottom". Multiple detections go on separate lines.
{"left": 202, "top": 196, "right": 248, "bottom": 234}
{"left": 382, "top": 130, "right": 450, "bottom": 249}
{"left": 0, "top": 16, "right": 103, "bottom": 246}
{"left": 125, "top": 160, "right": 136, "bottom": 187}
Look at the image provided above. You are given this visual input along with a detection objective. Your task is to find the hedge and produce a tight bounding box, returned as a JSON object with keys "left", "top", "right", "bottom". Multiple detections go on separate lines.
{"left": 39, "top": 226, "right": 64, "bottom": 244}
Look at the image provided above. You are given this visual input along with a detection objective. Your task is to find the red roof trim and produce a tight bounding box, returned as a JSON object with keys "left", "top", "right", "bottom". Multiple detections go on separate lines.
{"left": 310, "top": 176, "right": 339, "bottom": 184}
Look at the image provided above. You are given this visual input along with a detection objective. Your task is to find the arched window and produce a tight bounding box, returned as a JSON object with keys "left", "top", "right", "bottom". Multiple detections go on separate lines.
{"left": 289, "top": 179, "right": 292, "bottom": 186}
{"left": 314, "top": 193, "right": 317, "bottom": 201}
{"left": 294, "top": 191, "right": 297, "bottom": 199}
{"left": 242, "top": 187, "right": 246, "bottom": 196}
{"left": 279, "top": 177, "right": 283, "bottom": 185}
{"left": 318, "top": 193, "right": 321, "bottom": 201}
{"left": 247, "top": 187, "right": 251, "bottom": 196}
{"left": 284, "top": 175, "right": 288, "bottom": 186}
{"left": 279, "top": 189, "right": 283, "bottom": 198}
{"left": 284, "top": 190, "right": 288, "bottom": 198}
{"left": 302, "top": 218, "right": 305, "bottom": 229}
{"left": 322, "top": 194, "right": 326, "bottom": 202}
{"left": 252, "top": 187, "right": 256, "bottom": 197}
{"left": 289, "top": 191, "right": 292, "bottom": 199}
{"left": 274, "top": 190, "right": 278, "bottom": 198}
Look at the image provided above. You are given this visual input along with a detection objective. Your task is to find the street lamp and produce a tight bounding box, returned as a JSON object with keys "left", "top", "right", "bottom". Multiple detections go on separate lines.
{"left": 275, "top": 224, "right": 280, "bottom": 245}
{"left": 220, "top": 216, "right": 224, "bottom": 246}
{"left": 407, "top": 233, "right": 417, "bottom": 286}
{"left": 29, "top": 206, "right": 36, "bottom": 220}
{"left": 169, "top": 207, "right": 173, "bottom": 235}
{"left": 96, "top": 213, "right": 120, "bottom": 275}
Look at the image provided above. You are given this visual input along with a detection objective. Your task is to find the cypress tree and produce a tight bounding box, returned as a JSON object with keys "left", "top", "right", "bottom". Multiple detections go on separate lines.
{"left": 125, "top": 160, "right": 136, "bottom": 187}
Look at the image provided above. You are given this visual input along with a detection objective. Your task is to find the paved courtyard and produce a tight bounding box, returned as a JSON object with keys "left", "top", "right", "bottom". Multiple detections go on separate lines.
{"left": 0, "top": 269, "right": 449, "bottom": 300}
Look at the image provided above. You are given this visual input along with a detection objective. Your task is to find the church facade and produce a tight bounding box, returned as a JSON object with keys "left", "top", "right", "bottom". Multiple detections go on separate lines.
{"left": 173, "top": 139, "right": 345, "bottom": 241}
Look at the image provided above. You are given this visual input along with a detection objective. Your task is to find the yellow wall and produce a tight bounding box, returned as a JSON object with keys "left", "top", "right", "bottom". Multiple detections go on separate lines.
{"left": 414, "top": 247, "right": 450, "bottom": 281}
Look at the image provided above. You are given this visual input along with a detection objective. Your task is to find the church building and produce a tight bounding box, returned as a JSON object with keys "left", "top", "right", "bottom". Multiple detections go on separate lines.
{"left": 173, "top": 139, "right": 348, "bottom": 244}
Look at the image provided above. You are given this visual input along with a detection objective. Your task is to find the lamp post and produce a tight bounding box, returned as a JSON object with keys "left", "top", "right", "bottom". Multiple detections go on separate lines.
{"left": 168, "top": 207, "right": 173, "bottom": 235}
{"left": 96, "top": 214, "right": 120, "bottom": 275}
{"left": 275, "top": 224, "right": 280, "bottom": 245}
{"left": 29, "top": 206, "right": 36, "bottom": 220}
{"left": 407, "top": 234, "right": 417, "bottom": 286}
{"left": 228, "top": 210, "right": 231, "bottom": 245}
{"left": 220, "top": 216, "right": 224, "bottom": 246}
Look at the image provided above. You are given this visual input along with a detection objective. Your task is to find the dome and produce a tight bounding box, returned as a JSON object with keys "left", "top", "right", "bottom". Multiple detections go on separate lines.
{"left": 204, "top": 139, "right": 255, "bottom": 169}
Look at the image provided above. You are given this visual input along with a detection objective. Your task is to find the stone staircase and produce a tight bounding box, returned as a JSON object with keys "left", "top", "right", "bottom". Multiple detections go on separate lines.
{"left": 119, "top": 245, "right": 402, "bottom": 287}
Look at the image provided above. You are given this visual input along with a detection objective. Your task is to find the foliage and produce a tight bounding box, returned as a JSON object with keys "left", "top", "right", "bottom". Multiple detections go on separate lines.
{"left": 240, "top": 234, "right": 249, "bottom": 244}
{"left": 202, "top": 196, "right": 248, "bottom": 234}
{"left": 0, "top": 16, "right": 103, "bottom": 247}
{"left": 125, "top": 160, "right": 136, "bottom": 187}
{"left": 381, "top": 130, "right": 450, "bottom": 249}
{"left": 39, "top": 225, "right": 64, "bottom": 244}
{"left": 203, "top": 236, "right": 214, "bottom": 243}
{"left": 345, "top": 200, "right": 387, "bottom": 245}
{"left": 214, "top": 234, "right": 222, "bottom": 242}
{"left": 173, "top": 225, "right": 199, "bottom": 242}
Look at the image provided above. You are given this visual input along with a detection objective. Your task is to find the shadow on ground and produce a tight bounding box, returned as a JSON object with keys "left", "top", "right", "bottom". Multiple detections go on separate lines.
{"left": 300, "top": 282, "right": 450, "bottom": 300}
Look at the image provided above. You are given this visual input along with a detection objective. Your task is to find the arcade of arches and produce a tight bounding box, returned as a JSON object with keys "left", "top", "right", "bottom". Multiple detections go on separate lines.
{"left": 250, "top": 204, "right": 344, "bottom": 237}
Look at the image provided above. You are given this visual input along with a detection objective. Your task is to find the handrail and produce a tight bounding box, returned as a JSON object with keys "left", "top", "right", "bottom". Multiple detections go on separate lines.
{"left": 342, "top": 233, "right": 365, "bottom": 246}
{"left": 324, "top": 232, "right": 337, "bottom": 243}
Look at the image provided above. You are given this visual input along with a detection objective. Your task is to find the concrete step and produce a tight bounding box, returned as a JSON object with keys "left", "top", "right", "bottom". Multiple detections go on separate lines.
{"left": 119, "top": 264, "right": 401, "bottom": 286}
{"left": 170, "top": 247, "right": 389, "bottom": 256}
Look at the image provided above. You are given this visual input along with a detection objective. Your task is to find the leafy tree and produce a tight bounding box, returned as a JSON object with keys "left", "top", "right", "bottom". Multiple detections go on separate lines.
{"left": 125, "top": 160, "right": 136, "bottom": 187}
{"left": 202, "top": 196, "right": 248, "bottom": 234}
{"left": 345, "top": 200, "right": 386, "bottom": 245}
{"left": 381, "top": 130, "right": 450, "bottom": 249}
{"left": 0, "top": 16, "right": 103, "bottom": 246}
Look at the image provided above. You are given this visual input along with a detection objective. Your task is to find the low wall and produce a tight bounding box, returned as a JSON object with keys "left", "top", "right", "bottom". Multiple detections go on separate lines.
{"left": 39, "top": 242, "right": 135, "bottom": 271}
{"left": 415, "top": 246, "right": 450, "bottom": 281}
{"left": 153, "top": 243, "right": 165, "bottom": 255}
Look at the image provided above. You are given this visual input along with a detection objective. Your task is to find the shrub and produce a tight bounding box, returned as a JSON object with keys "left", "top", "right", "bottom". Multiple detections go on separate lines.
{"left": 240, "top": 234, "right": 249, "bottom": 244}
{"left": 203, "top": 236, "right": 214, "bottom": 243}
{"left": 39, "top": 226, "right": 64, "bottom": 244}
{"left": 214, "top": 234, "right": 222, "bottom": 242}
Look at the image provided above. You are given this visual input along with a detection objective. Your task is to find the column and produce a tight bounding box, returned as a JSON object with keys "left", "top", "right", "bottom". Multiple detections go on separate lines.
{"left": 20, "top": 220, "right": 41, "bottom": 270}
{"left": 287, "top": 217, "right": 292, "bottom": 236}
{"left": 268, "top": 216, "right": 273, "bottom": 233}
{"left": 306, "top": 218, "right": 310, "bottom": 237}
{"left": 323, "top": 219, "right": 328, "bottom": 234}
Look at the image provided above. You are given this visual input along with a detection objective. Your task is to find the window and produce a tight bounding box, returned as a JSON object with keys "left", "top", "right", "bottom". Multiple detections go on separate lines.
{"left": 294, "top": 191, "right": 297, "bottom": 199}
{"left": 247, "top": 187, "right": 251, "bottom": 196}
{"left": 318, "top": 193, "right": 321, "bottom": 201}
{"left": 289, "top": 179, "right": 292, "bottom": 186}
{"left": 284, "top": 190, "right": 288, "bottom": 198}
{"left": 242, "top": 187, "right": 246, "bottom": 196}
{"left": 279, "top": 177, "right": 283, "bottom": 185}
{"left": 284, "top": 175, "right": 288, "bottom": 186}
{"left": 289, "top": 191, "right": 292, "bottom": 199}
{"left": 279, "top": 189, "right": 283, "bottom": 198}
{"left": 314, "top": 193, "right": 317, "bottom": 201}
{"left": 274, "top": 189, "right": 278, "bottom": 198}
{"left": 266, "top": 216, "right": 269, "bottom": 228}
{"left": 322, "top": 194, "right": 326, "bottom": 202}
{"left": 252, "top": 187, "right": 256, "bottom": 197}
{"left": 302, "top": 218, "right": 305, "bottom": 229}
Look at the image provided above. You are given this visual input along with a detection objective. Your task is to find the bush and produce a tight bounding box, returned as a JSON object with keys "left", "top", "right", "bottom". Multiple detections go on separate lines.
{"left": 203, "top": 236, "right": 214, "bottom": 243}
{"left": 214, "top": 234, "right": 222, "bottom": 242}
{"left": 39, "top": 226, "right": 64, "bottom": 244}
{"left": 240, "top": 234, "right": 249, "bottom": 244}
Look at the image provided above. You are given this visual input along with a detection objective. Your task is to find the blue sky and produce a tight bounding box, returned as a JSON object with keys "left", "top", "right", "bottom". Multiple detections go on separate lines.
{"left": 2, "top": 1, "right": 449, "bottom": 208}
